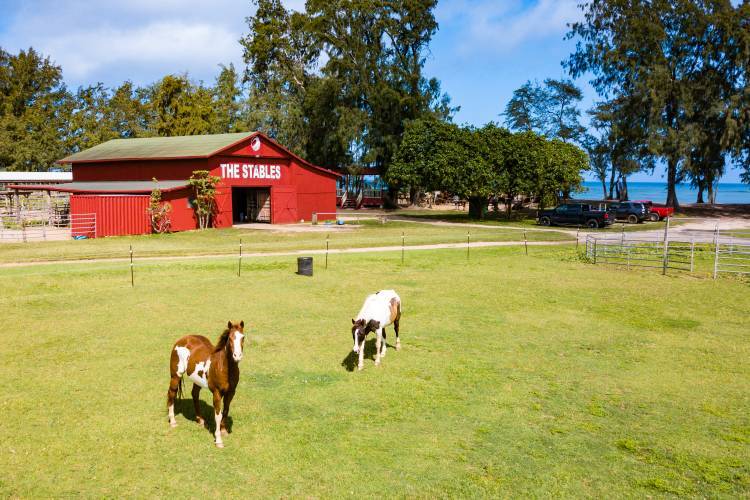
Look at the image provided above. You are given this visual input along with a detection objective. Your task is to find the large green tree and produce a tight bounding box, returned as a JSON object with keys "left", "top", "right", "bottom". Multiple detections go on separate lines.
{"left": 0, "top": 47, "right": 72, "bottom": 171}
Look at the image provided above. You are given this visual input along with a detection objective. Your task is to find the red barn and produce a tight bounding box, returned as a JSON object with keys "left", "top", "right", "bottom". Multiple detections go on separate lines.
{"left": 17, "top": 132, "right": 339, "bottom": 237}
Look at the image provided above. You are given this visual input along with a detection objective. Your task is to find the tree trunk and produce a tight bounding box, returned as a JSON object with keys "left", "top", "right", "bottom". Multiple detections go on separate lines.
{"left": 707, "top": 182, "right": 716, "bottom": 205}
{"left": 666, "top": 157, "right": 680, "bottom": 209}
{"left": 620, "top": 177, "right": 629, "bottom": 201}
{"left": 608, "top": 166, "right": 617, "bottom": 199}
{"left": 383, "top": 186, "right": 399, "bottom": 209}
{"left": 696, "top": 180, "right": 705, "bottom": 204}
{"left": 505, "top": 192, "right": 514, "bottom": 219}
{"left": 409, "top": 187, "right": 420, "bottom": 207}
{"left": 468, "top": 196, "right": 487, "bottom": 220}
{"left": 601, "top": 179, "right": 607, "bottom": 200}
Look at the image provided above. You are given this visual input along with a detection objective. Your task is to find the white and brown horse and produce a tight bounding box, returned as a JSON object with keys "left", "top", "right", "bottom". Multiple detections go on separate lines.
{"left": 167, "top": 321, "right": 245, "bottom": 448}
{"left": 351, "top": 290, "right": 402, "bottom": 370}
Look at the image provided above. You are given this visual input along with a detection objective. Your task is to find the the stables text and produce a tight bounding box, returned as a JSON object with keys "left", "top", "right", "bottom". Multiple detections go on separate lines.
{"left": 220, "top": 163, "right": 282, "bottom": 180}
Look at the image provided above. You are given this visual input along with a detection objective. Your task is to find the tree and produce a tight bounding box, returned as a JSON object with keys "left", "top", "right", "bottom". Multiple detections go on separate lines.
{"left": 212, "top": 64, "right": 247, "bottom": 134}
{"left": 542, "top": 79, "right": 586, "bottom": 143}
{"left": 0, "top": 47, "right": 72, "bottom": 171}
{"left": 387, "top": 118, "right": 494, "bottom": 219}
{"left": 503, "top": 79, "right": 585, "bottom": 143}
{"left": 148, "top": 75, "right": 215, "bottom": 137}
{"left": 566, "top": 0, "right": 747, "bottom": 208}
{"left": 68, "top": 83, "right": 118, "bottom": 153}
{"left": 241, "top": 0, "right": 452, "bottom": 205}
{"left": 502, "top": 81, "right": 545, "bottom": 133}
{"left": 537, "top": 140, "right": 588, "bottom": 208}
{"left": 240, "top": 0, "right": 312, "bottom": 154}
{"left": 188, "top": 170, "right": 220, "bottom": 229}
{"left": 109, "top": 81, "right": 151, "bottom": 138}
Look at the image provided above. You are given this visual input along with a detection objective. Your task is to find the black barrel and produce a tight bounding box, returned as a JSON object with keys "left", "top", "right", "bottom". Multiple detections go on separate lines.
{"left": 297, "top": 256, "right": 313, "bottom": 276}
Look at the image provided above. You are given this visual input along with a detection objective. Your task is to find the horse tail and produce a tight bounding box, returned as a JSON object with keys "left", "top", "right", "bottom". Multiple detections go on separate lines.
{"left": 177, "top": 376, "right": 183, "bottom": 400}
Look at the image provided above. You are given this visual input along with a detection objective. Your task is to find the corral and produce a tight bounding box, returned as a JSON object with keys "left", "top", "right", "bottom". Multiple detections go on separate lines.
{"left": 1, "top": 238, "right": 748, "bottom": 497}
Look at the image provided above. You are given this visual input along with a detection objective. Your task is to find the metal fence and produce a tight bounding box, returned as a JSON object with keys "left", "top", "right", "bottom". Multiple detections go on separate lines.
{"left": 586, "top": 221, "right": 750, "bottom": 279}
{"left": 713, "top": 229, "right": 750, "bottom": 278}
{"left": 0, "top": 213, "right": 96, "bottom": 242}
{"left": 585, "top": 235, "right": 695, "bottom": 273}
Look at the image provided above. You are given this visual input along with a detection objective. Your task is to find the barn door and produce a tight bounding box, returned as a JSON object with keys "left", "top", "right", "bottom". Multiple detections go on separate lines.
{"left": 272, "top": 186, "right": 297, "bottom": 223}
{"left": 255, "top": 189, "right": 271, "bottom": 222}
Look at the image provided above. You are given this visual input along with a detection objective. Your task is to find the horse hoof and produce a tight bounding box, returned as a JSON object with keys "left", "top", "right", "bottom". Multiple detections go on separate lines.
{"left": 357, "top": 365, "right": 364, "bottom": 371}
{"left": 196, "top": 418, "right": 205, "bottom": 426}
{"left": 396, "top": 344, "right": 401, "bottom": 351}
{"left": 169, "top": 422, "right": 177, "bottom": 428}
{"left": 215, "top": 442, "right": 224, "bottom": 448}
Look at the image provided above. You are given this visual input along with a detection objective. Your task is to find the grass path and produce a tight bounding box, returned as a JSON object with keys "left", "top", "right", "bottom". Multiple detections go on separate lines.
{"left": 0, "top": 239, "right": 570, "bottom": 268}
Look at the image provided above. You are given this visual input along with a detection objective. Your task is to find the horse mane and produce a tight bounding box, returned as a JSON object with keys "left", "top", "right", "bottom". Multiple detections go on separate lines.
{"left": 213, "top": 328, "right": 231, "bottom": 353}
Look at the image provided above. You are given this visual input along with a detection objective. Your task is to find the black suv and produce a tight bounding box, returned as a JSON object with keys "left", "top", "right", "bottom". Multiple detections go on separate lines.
{"left": 609, "top": 201, "right": 648, "bottom": 223}
{"left": 537, "top": 203, "right": 614, "bottom": 228}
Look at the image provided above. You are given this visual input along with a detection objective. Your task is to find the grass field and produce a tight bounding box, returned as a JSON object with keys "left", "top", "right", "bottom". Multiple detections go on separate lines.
{"left": 0, "top": 219, "right": 571, "bottom": 264}
{"left": 1, "top": 245, "right": 749, "bottom": 497}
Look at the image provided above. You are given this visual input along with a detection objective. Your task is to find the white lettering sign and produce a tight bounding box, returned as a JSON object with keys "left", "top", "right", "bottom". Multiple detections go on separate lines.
{"left": 220, "top": 163, "right": 282, "bottom": 180}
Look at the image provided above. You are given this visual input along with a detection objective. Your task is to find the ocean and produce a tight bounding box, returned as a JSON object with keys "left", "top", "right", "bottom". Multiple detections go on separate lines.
{"left": 575, "top": 181, "right": 750, "bottom": 205}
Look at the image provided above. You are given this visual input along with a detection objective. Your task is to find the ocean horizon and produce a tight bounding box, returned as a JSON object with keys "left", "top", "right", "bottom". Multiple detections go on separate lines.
{"left": 575, "top": 181, "right": 750, "bottom": 205}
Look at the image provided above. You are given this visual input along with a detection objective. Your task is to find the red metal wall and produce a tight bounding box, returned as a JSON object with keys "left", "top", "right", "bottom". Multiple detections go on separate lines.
{"left": 68, "top": 134, "right": 338, "bottom": 234}
{"left": 70, "top": 195, "right": 150, "bottom": 237}
{"left": 162, "top": 189, "right": 198, "bottom": 232}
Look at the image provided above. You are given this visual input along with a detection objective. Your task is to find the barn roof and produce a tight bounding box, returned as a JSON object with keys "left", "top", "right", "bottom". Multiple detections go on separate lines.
{"left": 8, "top": 180, "right": 188, "bottom": 194}
{"left": 59, "top": 132, "right": 256, "bottom": 163}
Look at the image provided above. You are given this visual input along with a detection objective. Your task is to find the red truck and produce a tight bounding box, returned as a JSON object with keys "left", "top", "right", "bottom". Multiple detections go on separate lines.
{"left": 636, "top": 200, "right": 675, "bottom": 221}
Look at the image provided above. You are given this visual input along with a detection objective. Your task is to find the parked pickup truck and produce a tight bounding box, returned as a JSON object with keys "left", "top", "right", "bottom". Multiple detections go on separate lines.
{"left": 635, "top": 200, "right": 675, "bottom": 221}
{"left": 537, "top": 203, "right": 614, "bottom": 228}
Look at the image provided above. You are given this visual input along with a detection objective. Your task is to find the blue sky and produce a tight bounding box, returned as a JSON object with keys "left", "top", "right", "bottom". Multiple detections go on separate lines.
{"left": 0, "top": 0, "right": 743, "bottom": 182}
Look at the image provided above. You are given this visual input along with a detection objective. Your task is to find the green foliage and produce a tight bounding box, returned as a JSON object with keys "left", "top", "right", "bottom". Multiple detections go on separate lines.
{"left": 391, "top": 118, "right": 585, "bottom": 219}
{"left": 187, "top": 170, "right": 220, "bottom": 229}
{"left": 0, "top": 47, "right": 71, "bottom": 171}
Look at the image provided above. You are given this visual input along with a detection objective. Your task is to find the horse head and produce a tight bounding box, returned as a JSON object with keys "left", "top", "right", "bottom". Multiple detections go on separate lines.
{"left": 226, "top": 320, "right": 245, "bottom": 363}
{"left": 351, "top": 318, "right": 379, "bottom": 353}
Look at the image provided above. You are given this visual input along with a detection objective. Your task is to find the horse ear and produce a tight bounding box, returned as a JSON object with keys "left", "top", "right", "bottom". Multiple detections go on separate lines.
{"left": 240, "top": 320, "right": 244, "bottom": 329}
{"left": 351, "top": 318, "right": 356, "bottom": 325}
{"left": 227, "top": 320, "right": 232, "bottom": 329}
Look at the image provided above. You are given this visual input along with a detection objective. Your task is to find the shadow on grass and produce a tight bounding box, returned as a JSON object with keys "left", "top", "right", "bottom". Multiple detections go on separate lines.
{"left": 340, "top": 337, "right": 397, "bottom": 371}
{"left": 173, "top": 394, "right": 234, "bottom": 435}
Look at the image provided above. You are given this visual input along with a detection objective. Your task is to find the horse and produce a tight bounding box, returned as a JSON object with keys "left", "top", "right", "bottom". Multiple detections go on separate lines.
{"left": 351, "top": 290, "right": 402, "bottom": 370}
{"left": 167, "top": 320, "right": 245, "bottom": 448}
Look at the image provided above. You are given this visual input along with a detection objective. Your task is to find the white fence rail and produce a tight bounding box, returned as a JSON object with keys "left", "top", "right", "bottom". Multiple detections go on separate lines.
{"left": 0, "top": 213, "right": 96, "bottom": 243}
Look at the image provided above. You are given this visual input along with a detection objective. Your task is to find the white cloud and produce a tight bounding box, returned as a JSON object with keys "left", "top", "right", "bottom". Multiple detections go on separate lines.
{"left": 437, "top": 0, "right": 582, "bottom": 54}
{"left": 0, "top": 0, "right": 304, "bottom": 87}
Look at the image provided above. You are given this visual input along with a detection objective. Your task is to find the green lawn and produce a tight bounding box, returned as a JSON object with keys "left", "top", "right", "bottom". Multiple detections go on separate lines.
{"left": 0, "top": 219, "right": 572, "bottom": 264}
{"left": 1, "top": 245, "right": 748, "bottom": 497}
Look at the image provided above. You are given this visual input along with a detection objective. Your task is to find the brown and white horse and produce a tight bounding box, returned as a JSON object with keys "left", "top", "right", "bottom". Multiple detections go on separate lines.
{"left": 351, "top": 290, "right": 402, "bottom": 370}
{"left": 167, "top": 321, "right": 245, "bottom": 448}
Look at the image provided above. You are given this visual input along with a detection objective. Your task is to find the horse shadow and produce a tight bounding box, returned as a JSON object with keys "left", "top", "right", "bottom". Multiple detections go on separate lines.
{"left": 173, "top": 395, "right": 233, "bottom": 434}
{"left": 340, "top": 337, "right": 395, "bottom": 372}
